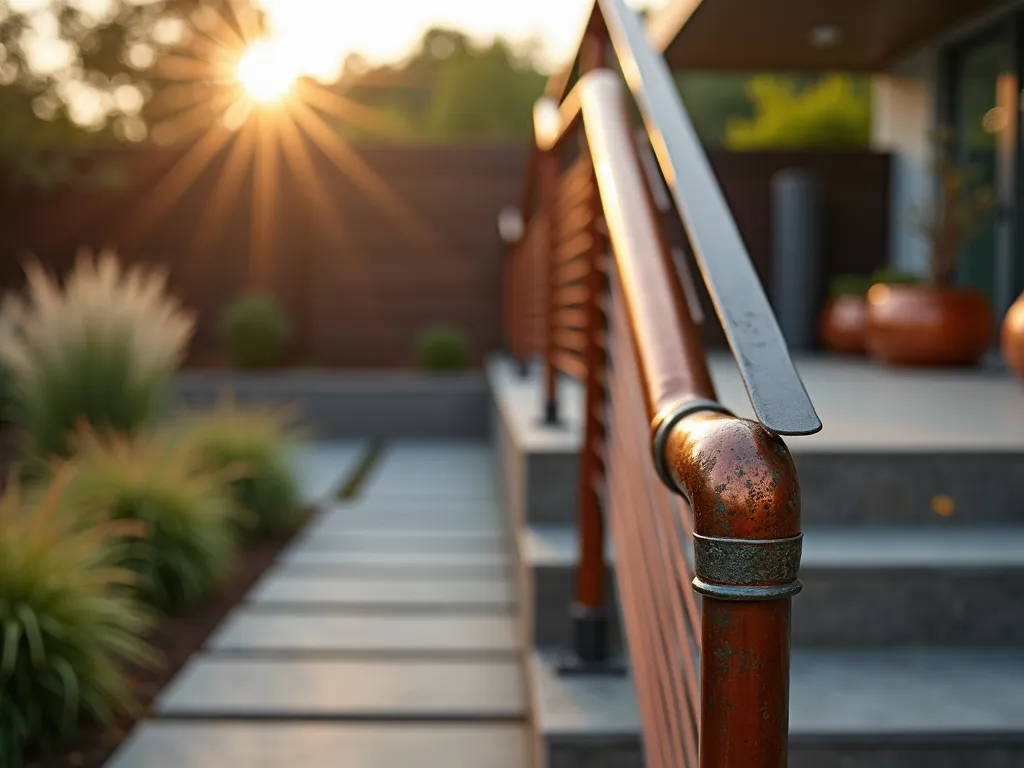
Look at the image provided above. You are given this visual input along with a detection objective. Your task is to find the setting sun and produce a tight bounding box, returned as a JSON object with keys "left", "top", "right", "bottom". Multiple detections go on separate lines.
{"left": 236, "top": 40, "right": 299, "bottom": 102}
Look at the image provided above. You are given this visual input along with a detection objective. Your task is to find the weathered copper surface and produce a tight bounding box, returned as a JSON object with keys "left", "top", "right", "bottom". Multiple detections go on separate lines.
{"left": 664, "top": 411, "right": 800, "bottom": 767}
{"left": 511, "top": 14, "right": 810, "bottom": 761}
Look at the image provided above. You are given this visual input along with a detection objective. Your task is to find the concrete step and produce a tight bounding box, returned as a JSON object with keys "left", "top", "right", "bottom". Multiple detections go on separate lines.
{"left": 490, "top": 360, "right": 582, "bottom": 527}
{"left": 279, "top": 549, "right": 511, "bottom": 578}
{"left": 796, "top": 526, "right": 1024, "bottom": 646}
{"left": 524, "top": 522, "right": 1024, "bottom": 648}
{"left": 105, "top": 723, "right": 528, "bottom": 768}
{"left": 290, "top": 530, "right": 509, "bottom": 554}
{"left": 517, "top": 525, "right": 621, "bottom": 655}
{"left": 527, "top": 651, "right": 643, "bottom": 768}
{"left": 527, "top": 647, "right": 1024, "bottom": 768}
{"left": 795, "top": 451, "right": 1024, "bottom": 527}
{"left": 156, "top": 656, "right": 526, "bottom": 721}
{"left": 208, "top": 609, "right": 519, "bottom": 657}
{"left": 789, "top": 648, "right": 1024, "bottom": 767}
{"left": 248, "top": 570, "right": 515, "bottom": 611}
{"left": 289, "top": 441, "right": 367, "bottom": 505}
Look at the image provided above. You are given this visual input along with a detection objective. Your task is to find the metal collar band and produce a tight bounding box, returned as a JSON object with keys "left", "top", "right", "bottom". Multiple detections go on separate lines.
{"left": 692, "top": 533, "right": 803, "bottom": 602}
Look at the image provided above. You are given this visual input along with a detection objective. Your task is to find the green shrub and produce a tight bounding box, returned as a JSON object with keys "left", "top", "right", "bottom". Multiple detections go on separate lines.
{"left": 871, "top": 267, "right": 921, "bottom": 286}
{"left": 179, "top": 400, "right": 303, "bottom": 537}
{"left": 0, "top": 468, "right": 153, "bottom": 766}
{"left": 829, "top": 268, "right": 922, "bottom": 299}
{"left": 417, "top": 325, "right": 469, "bottom": 372}
{"left": 828, "top": 274, "right": 875, "bottom": 299}
{"left": 218, "top": 294, "right": 291, "bottom": 370}
{"left": 0, "top": 250, "right": 195, "bottom": 459}
{"left": 65, "top": 430, "right": 237, "bottom": 613}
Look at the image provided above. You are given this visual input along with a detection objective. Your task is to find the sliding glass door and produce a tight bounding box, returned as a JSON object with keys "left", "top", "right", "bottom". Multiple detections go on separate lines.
{"left": 947, "top": 26, "right": 1018, "bottom": 316}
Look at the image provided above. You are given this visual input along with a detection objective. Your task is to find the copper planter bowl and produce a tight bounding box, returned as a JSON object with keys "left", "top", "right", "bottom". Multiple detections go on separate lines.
{"left": 1001, "top": 291, "right": 1024, "bottom": 381}
{"left": 820, "top": 295, "right": 868, "bottom": 355}
{"left": 865, "top": 284, "right": 993, "bottom": 367}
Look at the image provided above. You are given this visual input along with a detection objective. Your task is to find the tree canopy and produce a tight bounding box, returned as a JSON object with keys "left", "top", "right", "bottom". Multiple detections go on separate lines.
{"left": 329, "top": 27, "right": 546, "bottom": 144}
{"left": 724, "top": 74, "right": 871, "bottom": 150}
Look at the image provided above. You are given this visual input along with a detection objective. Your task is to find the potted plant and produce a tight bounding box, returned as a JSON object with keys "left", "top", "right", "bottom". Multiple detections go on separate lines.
{"left": 865, "top": 130, "right": 997, "bottom": 366}
{"left": 820, "top": 269, "right": 920, "bottom": 355}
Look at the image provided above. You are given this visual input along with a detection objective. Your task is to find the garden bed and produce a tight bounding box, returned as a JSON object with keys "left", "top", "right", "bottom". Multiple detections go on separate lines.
{"left": 25, "top": 514, "right": 310, "bottom": 768}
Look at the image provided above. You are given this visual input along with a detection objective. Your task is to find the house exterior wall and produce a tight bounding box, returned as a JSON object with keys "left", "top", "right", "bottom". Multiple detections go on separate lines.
{"left": 871, "top": 47, "right": 938, "bottom": 277}
{"left": 871, "top": 0, "right": 1022, "bottom": 278}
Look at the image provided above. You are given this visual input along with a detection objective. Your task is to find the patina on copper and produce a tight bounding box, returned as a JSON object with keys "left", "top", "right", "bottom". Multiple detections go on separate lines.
{"left": 662, "top": 410, "right": 801, "bottom": 767}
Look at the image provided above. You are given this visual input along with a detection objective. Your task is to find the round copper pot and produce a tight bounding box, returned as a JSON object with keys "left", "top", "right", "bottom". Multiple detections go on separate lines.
{"left": 865, "top": 284, "right": 993, "bottom": 367}
{"left": 1001, "top": 290, "right": 1024, "bottom": 381}
{"left": 819, "top": 295, "right": 868, "bottom": 355}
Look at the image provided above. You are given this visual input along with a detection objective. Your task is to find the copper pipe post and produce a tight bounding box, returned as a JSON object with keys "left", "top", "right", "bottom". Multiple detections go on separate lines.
{"left": 658, "top": 411, "right": 802, "bottom": 768}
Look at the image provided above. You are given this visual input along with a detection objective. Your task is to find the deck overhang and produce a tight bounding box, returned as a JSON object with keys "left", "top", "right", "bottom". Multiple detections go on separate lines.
{"left": 650, "top": 0, "right": 1006, "bottom": 71}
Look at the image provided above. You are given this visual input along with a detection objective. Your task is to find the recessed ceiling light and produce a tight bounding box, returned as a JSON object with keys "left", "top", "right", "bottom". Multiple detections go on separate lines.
{"left": 809, "top": 24, "right": 843, "bottom": 48}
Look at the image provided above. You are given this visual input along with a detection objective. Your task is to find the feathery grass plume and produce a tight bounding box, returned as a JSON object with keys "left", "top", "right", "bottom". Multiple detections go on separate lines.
{"left": 64, "top": 429, "right": 237, "bottom": 613}
{"left": 0, "top": 249, "right": 195, "bottom": 459}
{"left": 177, "top": 397, "right": 304, "bottom": 536}
{"left": 0, "top": 465, "right": 153, "bottom": 766}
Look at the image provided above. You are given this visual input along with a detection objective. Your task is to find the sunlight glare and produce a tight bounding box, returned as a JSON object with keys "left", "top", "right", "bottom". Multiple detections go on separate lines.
{"left": 237, "top": 40, "right": 298, "bottom": 103}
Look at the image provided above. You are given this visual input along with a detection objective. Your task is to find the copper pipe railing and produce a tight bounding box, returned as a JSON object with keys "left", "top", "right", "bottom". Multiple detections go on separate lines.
{"left": 501, "top": 1, "right": 821, "bottom": 765}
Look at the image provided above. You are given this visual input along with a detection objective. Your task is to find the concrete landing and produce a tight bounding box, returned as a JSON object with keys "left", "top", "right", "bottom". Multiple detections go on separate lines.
{"left": 104, "top": 441, "right": 527, "bottom": 768}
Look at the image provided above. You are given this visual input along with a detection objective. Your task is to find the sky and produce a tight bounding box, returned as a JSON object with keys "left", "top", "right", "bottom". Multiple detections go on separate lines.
{"left": 10, "top": 0, "right": 669, "bottom": 80}
{"left": 255, "top": 0, "right": 669, "bottom": 79}
{"left": 6, "top": 0, "right": 669, "bottom": 126}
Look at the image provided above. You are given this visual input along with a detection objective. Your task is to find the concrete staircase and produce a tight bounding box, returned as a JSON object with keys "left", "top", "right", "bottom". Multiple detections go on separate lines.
{"left": 105, "top": 441, "right": 528, "bottom": 768}
{"left": 491, "top": 356, "right": 1024, "bottom": 767}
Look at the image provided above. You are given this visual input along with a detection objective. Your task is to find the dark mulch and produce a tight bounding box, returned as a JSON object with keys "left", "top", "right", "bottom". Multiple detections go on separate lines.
{"left": 25, "top": 513, "right": 311, "bottom": 768}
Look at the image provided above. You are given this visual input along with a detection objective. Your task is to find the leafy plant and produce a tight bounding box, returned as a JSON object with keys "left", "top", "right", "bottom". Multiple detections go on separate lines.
{"left": 912, "top": 129, "right": 999, "bottom": 285}
{"left": 0, "top": 249, "right": 195, "bottom": 459}
{"left": 178, "top": 400, "right": 303, "bottom": 537}
{"left": 417, "top": 325, "right": 469, "bottom": 372}
{"left": 218, "top": 294, "right": 291, "bottom": 370}
{"left": 726, "top": 74, "right": 871, "bottom": 150}
{"left": 0, "top": 467, "right": 153, "bottom": 766}
{"left": 828, "top": 268, "right": 921, "bottom": 298}
{"left": 64, "top": 430, "right": 237, "bottom": 613}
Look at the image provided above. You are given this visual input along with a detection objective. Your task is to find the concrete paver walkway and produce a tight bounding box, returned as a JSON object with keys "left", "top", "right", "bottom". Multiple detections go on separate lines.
{"left": 105, "top": 441, "right": 527, "bottom": 768}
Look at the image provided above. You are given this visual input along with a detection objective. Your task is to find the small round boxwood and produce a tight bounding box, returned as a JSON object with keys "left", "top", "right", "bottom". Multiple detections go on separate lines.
{"left": 417, "top": 325, "right": 469, "bottom": 372}
{"left": 218, "top": 293, "right": 291, "bottom": 370}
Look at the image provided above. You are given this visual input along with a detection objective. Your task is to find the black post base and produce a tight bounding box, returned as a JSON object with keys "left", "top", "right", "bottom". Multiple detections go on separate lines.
{"left": 556, "top": 604, "right": 627, "bottom": 677}
{"left": 543, "top": 398, "right": 559, "bottom": 426}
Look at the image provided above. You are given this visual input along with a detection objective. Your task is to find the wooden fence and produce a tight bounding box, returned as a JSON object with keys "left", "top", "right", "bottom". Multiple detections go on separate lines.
{"left": 0, "top": 144, "right": 889, "bottom": 366}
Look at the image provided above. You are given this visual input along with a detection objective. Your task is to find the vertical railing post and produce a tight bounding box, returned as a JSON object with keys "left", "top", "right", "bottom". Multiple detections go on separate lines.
{"left": 539, "top": 145, "right": 560, "bottom": 424}
{"left": 560, "top": 15, "right": 622, "bottom": 675}
{"left": 659, "top": 411, "right": 803, "bottom": 767}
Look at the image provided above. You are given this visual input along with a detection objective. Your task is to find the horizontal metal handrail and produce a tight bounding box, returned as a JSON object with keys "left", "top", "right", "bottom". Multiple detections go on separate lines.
{"left": 595, "top": 0, "right": 819, "bottom": 437}
{"left": 554, "top": 71, "right": 716, "bottom": 417}
{"left": 500, "top": 6, "right": 817, "bottom": 764}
